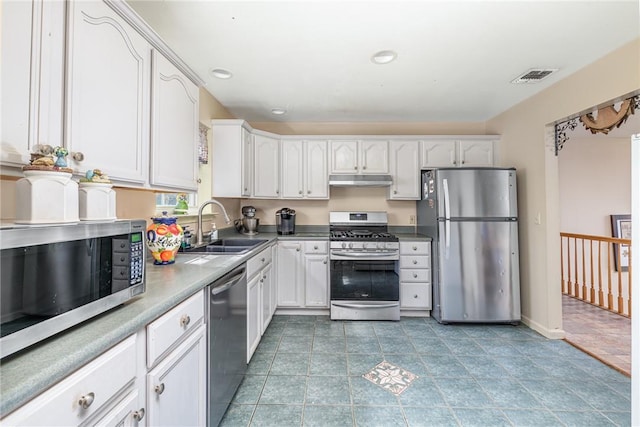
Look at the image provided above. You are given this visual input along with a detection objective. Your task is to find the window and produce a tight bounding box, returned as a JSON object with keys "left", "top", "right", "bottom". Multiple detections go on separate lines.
{"left": 155, "top": 192, "right": 198, "bottom": 212}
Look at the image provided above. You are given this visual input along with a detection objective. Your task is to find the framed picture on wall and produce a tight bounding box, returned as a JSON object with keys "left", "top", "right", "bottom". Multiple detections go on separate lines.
{"left": 610, "top": 214, "right": 631, "bottom": 272}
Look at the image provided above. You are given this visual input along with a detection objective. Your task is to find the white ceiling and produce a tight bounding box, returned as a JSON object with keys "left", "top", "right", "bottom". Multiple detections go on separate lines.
{"left": 127, "top": 1, "right": 639, "bottom": 123}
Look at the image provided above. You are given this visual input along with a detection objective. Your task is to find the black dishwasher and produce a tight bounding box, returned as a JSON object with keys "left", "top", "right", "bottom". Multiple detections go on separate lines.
{"left": 207, "top": 264, "right": 247, "bottom": 427}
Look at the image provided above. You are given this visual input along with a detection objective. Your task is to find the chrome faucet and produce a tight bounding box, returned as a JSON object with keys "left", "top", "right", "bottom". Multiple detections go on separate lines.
{"left": 197, "top": 199, "right": 232, "bottom": 245}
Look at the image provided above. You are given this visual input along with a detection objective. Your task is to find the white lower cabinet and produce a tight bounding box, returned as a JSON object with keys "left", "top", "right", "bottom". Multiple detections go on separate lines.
{"left": 276, "top": 241, "right": 304, "bottom": 307}
{"left": 399, "top": 241, "right": 432, "bottom": 310}
{"left": 93, "top": 389, "right": 144, "bottom": 427}
{"left": 277, "top": 240, "right": 329, "bottom": 309}
{"left": 247, "top": 244, "right": 275, "bottom": 362}
{"left": 0, "top": 335, "right": 140, "bottom": 427}
{"left": 146, "top": 324, "right": 206, "bottom": 427}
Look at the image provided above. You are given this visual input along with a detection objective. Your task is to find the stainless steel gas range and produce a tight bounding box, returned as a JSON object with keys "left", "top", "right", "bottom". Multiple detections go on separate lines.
{"left": 329, "top": 211, "right": 400, "bottom": 321}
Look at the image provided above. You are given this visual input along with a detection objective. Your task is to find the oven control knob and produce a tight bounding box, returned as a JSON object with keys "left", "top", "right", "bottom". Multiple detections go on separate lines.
{"left": 348, "top": 242, "right": 354, "bottom": 249}
{"left": 362, "top": 242, "right": 368, "bottom": 249}
{"left": 377, "top": 242, "right": 385, "bottom": 249}
{"left": 341, "top": 242, "right": 347, "bottom": 249}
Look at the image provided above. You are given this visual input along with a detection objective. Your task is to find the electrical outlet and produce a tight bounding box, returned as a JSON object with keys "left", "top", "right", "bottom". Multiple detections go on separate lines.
{"left": 409, "top": 215, "right": 416, "bottom": 225}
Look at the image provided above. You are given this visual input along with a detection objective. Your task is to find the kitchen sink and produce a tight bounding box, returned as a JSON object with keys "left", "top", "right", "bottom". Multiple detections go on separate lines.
{"left": 179, "top": 238, "right": 268, "bottom": 255}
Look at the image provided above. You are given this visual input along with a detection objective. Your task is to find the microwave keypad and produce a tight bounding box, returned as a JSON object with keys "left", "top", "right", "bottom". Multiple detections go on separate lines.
{"left": 130, "top": 240, "right": 144, "bottom": 284}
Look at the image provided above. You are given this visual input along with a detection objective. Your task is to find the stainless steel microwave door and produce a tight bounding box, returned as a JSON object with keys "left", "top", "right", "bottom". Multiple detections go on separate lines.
{"left": 438, "top": 220, "right": 520, "bottom": 322}
{"left": 436, "top": 168, "right": 517, "bottom": 219}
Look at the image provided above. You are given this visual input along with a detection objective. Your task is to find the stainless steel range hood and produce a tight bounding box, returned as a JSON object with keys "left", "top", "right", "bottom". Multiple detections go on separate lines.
{"left": 329, "top": 174, "right": 393, "bottom": 187}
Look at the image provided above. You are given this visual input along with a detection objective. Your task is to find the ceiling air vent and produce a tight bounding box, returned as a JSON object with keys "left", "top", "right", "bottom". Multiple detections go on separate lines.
{"left": 511, "top": 68, "right": 558, "bottom": 84}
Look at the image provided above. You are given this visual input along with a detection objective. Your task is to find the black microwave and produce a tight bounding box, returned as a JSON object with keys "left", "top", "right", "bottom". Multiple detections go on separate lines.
{"left": 0, "top": 219, "right": 146, "bottom": 359}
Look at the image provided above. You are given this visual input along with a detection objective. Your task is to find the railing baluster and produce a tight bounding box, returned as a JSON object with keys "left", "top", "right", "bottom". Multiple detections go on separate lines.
{"left": 561, "top": 236, "right": 566, "bottom": 293}
{"left": 608, "top": 241, "right": 613, "bottom": 311}
{"left": 580, "top": 239, "right": 587, "bottom": 301}
{"left": 589, "top": 239, "right": 595, "bottom": 304}
{"left": 617, "top": 244, "right": 624, "bottom": 315}
{"left": 597, "top": 240, "right": 604, "bottom": 307}
{"left": 573, "top": 238, "right": 580, "bottom": 297}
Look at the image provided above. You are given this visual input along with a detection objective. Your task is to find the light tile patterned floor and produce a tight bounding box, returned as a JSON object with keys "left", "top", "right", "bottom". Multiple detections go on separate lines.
{"left": 221, "top": 315, "right": 631, "bottom": 427}
{"left": 562, "top": 294, "right": 632, "bottom": 376}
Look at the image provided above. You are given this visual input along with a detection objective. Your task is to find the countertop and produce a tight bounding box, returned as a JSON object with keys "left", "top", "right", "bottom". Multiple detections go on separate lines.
{"left": 0, "top": 230, "right": 431, "bottom": 416}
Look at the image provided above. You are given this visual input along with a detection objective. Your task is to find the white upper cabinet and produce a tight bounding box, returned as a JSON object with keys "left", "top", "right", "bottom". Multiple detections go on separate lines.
{"left": 330, "top": 139, "right": 389, "bottom": 174}
{"left": 421, "top": 139, "right": 495, "bottom": 168}
{"left": 150, "top": 51, "right": 199, "bottom": 191}
{"left": 1, "top": 0, "right": 66, "bottom": 169}
{"left": 281, "top": 139, "right": 328, "bottom": 199}
{"left": 212, "top": 120, "right": 253, "bottom": 197}
{"left": 389, "top": 140, "right": 420, "bottom": 200}
{"left": 253, "top": 133, "right": 280, "bottom": 198}
{"left": 280, "top": 140, "right": 304, "bottom": 198}
{"left": 66, "top": 0, "right": 151, "bottom": 184}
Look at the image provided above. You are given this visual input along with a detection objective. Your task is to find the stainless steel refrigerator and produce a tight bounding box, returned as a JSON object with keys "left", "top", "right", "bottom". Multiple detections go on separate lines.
{"left": 417, "top": 167, "right": 521, "bottom": 324}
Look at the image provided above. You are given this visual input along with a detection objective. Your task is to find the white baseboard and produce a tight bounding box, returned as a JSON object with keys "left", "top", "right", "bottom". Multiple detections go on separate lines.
{"left": 521, "top": 315, "right": 566, "bottom": 339}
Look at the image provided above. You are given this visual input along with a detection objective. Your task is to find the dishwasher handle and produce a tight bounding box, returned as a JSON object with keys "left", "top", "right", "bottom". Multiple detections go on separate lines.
{"left": 211, "top": 267, "right": 247, "bottom": 296}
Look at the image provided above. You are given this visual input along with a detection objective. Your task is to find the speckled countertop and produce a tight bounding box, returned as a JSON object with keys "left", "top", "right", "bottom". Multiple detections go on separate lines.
{"left": 0, "top": 230, "right": 430, "bottom": 416}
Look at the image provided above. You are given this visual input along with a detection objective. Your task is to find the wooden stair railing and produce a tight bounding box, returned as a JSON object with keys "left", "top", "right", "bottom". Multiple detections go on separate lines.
{"left": 560, "top": 232, "right": 632, "bottom": 317}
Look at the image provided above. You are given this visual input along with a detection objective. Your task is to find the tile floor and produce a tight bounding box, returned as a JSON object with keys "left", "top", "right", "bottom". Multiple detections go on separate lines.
{"left": 221, "top": 315, "right": 632, "bottom": 427}
{"left": 562, "top": 294, "right": 632, "bottom": 376}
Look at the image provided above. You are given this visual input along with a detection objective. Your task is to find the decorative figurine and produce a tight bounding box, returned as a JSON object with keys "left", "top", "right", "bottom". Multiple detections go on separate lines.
{"left": 174, "top": 193, "right": 189, "bottom": 214}
{"left": 80, "top": 169, "right": 111, "bottom": 183}
{"left": 53, "top": 146, "right": 69, "bottom": 168}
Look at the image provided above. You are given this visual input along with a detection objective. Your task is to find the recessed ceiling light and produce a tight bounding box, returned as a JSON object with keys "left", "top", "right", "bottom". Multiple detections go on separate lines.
{"left": 210, "top": 68, "right": 233, "bottom": 79}
{"left": 371, "top": 50, "right": 397, "bottom": 64}
{"left": 271, "top": 108, "right": 287, "bottom": 115}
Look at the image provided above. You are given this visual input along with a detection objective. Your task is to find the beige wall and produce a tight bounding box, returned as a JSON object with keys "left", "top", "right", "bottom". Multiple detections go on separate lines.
{"left": 559, "top": 137, "right": 631, "bottom": 236}
{"left": 486, "top": 38, "right": 640, "bottom": 338}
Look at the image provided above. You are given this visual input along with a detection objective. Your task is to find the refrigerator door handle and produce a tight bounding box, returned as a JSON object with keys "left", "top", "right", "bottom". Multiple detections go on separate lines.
{"left": 443, "top": 178, "right": 451, "bottom": 249}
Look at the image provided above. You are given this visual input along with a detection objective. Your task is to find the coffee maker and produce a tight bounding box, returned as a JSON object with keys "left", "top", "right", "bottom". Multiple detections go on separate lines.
{"left": 235, "top": 206, "right": 259, "bottom": 235}
{"left": 276, "top": 208, "right": 296, "bottom": 235}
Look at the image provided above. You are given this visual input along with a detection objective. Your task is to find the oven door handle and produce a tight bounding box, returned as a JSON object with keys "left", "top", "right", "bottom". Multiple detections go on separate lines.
{"left": 330, "top": 251, "right": 398, "bottom": 258}
{"left": 332, "top": 302, "right": 399, "bottom": 309}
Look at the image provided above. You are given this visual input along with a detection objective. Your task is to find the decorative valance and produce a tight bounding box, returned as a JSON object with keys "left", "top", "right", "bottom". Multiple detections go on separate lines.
{"left": 554, "top": 94, "right": 640, "bottom": 155}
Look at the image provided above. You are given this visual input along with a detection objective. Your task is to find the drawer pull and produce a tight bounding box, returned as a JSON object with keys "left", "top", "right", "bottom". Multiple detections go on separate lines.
{"left": 155, "top": 383, "right": 165, "bottom": 395}
{"left": 133, "top": 408, "right": 146, "bottom": 421}
{"left": 323, "top": 258, "right": 328, "bottom": 265}
{"left": 412, "top": 246, "right": 417, "bottom": 251}
{"left": 314, "top": 245, "right": 318, "bottom": 250}
{"left": 180, "top": 315, "right": 191, "bottom": 328}
{"left": 78, "top": 392, "right": 95, "bottom": 409}
{"left": 296, "top": 248, "right": 300, "bottom": 252}
{"left": 412, "top": 260, "right": 418, "bottom": 265}
{"left": 263, "top": 274, "right": 267, "bottom": 280}
{"left": 413, "top": 273, "right": 418, "bottom": 278}
{"left": 261, "top": 257, "right": 266, "bottom": 263}
{"left": 414, "top": 294, "right": 419, "bottom": 299}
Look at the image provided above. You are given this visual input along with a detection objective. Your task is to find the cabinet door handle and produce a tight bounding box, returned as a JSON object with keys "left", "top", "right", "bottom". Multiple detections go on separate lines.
{"left": 393, "top": 190, "right": 397, "bottom": 194}
{"left": 354, "top": 166, "right": 358, "bottom": 170}
{"left": 299, "top": 190, "right": 303, "bottom": 194}
{"left": 362, "top": 165, "right": 367, "bottom": 170}
{"left": 412, "top": 260, "right": 418, "bottom": 265}
{"left": 78, "top": 392, "right": 95, "bottom": 409}
{"left": 261, "top": 257, "right": 266, "bottom": 263}
{"left": 180, "top": 315, "right": 191, "bottom": 328}
{"left": 276, "top": 190, "right": 280, "bottom": 194}
{"left": 155, "top": 383, "right": 165, "bottom": 395}
{"left": 71, "top": 151, "right": 84, "bottom": 162}
{"left": 296, "top": 248, "right": 300, "bottom": 252}
{"left": 133, "top": 408, "right": 146, "bottom": 421}
{"left": 307, "top": 190, "right": 311, "bottom": 194}
{"left": 414, "top": 294, "right": 419, "bottom": 299}
{"left": 413, "top": 273, "right": 418, "bottom": 278}
{"left": 412, "top": 246, "right": 417, "bottom": 251}
{"left": 323, "top": 258, "right": 328, "bottom": 265}
{"left": 313, "top": 245, "right": 318, "bottom": 250}
{"left": 263, "top": 274, "right": 267, "bottom": 280}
